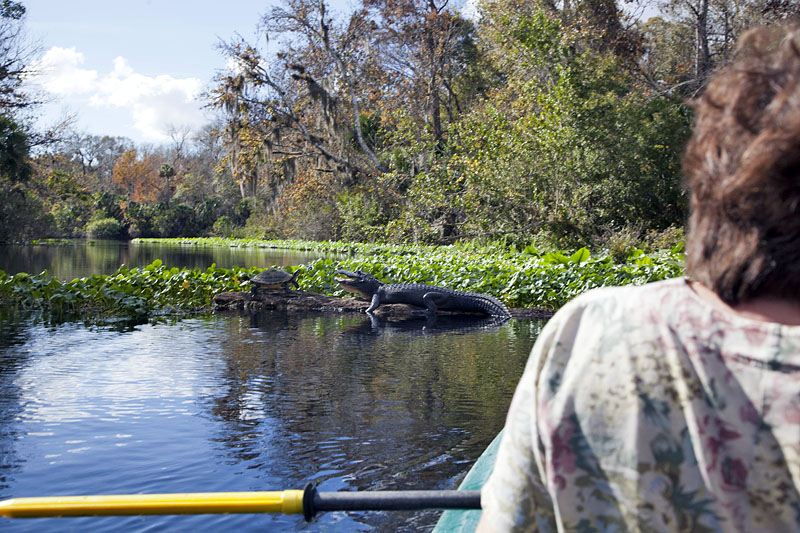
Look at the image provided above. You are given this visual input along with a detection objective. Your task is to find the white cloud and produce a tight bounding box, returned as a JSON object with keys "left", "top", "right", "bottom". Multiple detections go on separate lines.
{"left": 89, "top": 56, "right": 205, "bottom": 142}
{"left": 30, "top": 46, "right": 98, "bottom": 94}
{"left": 30, "top": 47, "right": 207, "bottom": 143}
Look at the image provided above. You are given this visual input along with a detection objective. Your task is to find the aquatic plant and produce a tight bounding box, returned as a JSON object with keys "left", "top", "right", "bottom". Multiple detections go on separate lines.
{"left": 0, "top": 260, "right": 253, "bottom": 323}
{"left": 300, "top": 244, "right": 684, "bottom": 309}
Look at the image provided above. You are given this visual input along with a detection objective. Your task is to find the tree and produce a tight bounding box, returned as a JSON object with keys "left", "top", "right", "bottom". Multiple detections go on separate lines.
{"left": 364, "top": 0, "right": 479, "bottom": 150}
{"left": 637, "top": 0, "right": 787, "bottom": 95}
{"left": 0, "top": 114, "right": 51, "bottom": 241}
{"left": 111, "top": 149, "right": 162, "bottom": 203}
{"left": 48, "top": 133, "right": 133, "bottom": 191}
{"left": 0, "top": 0, "right": 37, "bottom": 113}
{"left": 265, "top": 0, "right": 387, "bottom": 171}
{"left": 211, "top": 0, "right": 387, "bottom": 186}
{"left": 0, "top": 113, "right": 30, "bottom": 181}
{"left": 159, "top": 163, "right": 176, "bottom": 201}
{"left": 394, "top": 1, "right": 692, "bottom": 245}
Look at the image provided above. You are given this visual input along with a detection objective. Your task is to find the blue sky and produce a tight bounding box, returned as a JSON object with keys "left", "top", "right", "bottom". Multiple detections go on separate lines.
{"left": 23, "top": 0, "right": 357, "bottom": 144}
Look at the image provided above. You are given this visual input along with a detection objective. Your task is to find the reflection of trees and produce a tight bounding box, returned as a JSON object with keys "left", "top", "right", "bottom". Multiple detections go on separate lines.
{"left": 125, "top": 242, "right": 333, "bottom": 271}
{"left": 81, "top": 240, "right": 127, "bottom": 275}
{"left": 0, "top": 244, "right": 57, "bottom": 276}
{"left": 0, "top": 241, "right": 126, "bottom": 280}
{"left": 207, "top": 310, "right": 544, "bottom": 508}
{"left": 1, "top": 242, "right": 341, "bottom": 281}
{"left": 0, "top": 308, "right": 35, "bottom": 493}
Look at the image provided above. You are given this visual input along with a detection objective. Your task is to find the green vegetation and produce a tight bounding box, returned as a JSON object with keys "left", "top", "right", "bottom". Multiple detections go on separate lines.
{"left": 0, "top": 260, "right": 251, "bottom": 324}
{"left": 0, "top": 239, "right": 685, "bottom": 325}
{"left": 301, "top": 244, "right": 684, "bottom": 309}
{"left": 85, "top": 217, "right": 125, "bottom": 239}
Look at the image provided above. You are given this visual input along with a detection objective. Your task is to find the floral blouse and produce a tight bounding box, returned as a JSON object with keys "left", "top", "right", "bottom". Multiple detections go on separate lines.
{"left": 481, "top": 277, "right": 800, "bottom": 532}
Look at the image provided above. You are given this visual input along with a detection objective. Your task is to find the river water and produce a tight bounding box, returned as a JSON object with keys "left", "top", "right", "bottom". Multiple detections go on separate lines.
{"left": 0, "top": 240, "right": 331, "bottom": 280}
{"left": 0, "top": 243, "right": 545, "bottom": 532}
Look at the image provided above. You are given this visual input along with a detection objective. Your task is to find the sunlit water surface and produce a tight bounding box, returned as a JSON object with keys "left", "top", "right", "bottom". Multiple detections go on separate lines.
{"left": 0, "top": 308, "right": 543, "bottom": 532}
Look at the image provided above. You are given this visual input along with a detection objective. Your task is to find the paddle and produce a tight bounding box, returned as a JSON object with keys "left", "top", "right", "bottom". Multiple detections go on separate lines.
{"left": 0, "top": 483, "right": 481, "bottom": 521}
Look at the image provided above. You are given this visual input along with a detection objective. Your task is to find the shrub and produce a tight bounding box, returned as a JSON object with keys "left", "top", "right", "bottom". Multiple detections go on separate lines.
{"left": 212, "top": 215, "right": 235, "bottom": 237}
{"left": 86, "top": 217, "right": 125, "bottom": 239}
{"left": 153, "top": 204, "right": 202, "bottom": 237}
{"left": 93, "top": 191, "right": 124, "bottom": 220}
{"left": 603, "top": 225, "right": 642, "bottom": 264}
{"left": 52, "top": 202, "right": 91, "bottom": 237}
{"left": 234, "top": 198, "right": 252, "bottom": 226}
{"left": 643, "top": 225, "right": 686, "bottom": 253}
{"left": 123, "top": 202, "right": 159, "bottom": 238}
{"left": 239, "top": 210, "right": 281, "bottom": 239}
{"left": 194, "top": 198, "right": 219, "bottom": 230}
{"left": 336, "top": 191, "right": 387, "bottom": 242}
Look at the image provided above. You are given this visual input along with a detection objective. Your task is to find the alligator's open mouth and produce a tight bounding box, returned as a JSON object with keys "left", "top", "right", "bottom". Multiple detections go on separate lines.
{"left": 334, "top": 269, "right": 375, "bottom": 299}
{"left": 336, "top": 279, "right": 370, "bottom": 299}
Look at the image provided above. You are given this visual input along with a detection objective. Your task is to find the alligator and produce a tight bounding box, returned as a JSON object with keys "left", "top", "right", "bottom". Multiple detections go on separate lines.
{"left": 335, "top": 269, "right": 512, "bottom": 318}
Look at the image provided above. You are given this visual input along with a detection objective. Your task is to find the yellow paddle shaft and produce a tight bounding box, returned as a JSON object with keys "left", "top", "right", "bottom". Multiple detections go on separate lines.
{"left": 0, "top": 490, "right": 305, "bottom": 518}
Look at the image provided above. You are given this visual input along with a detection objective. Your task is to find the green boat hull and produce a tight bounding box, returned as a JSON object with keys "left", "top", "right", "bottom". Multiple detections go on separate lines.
{"left": 432, "top": 431, "right": 502, "bottom": 533}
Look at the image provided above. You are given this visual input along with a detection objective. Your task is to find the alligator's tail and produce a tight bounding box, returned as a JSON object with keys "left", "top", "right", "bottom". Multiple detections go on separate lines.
{"left": 475, "top": 293, "right": 512, "bottom": 318}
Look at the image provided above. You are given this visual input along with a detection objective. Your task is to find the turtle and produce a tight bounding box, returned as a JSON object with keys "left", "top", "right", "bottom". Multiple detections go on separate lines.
{"left": 248, "top": 268, "right": 301, "bottom": 296}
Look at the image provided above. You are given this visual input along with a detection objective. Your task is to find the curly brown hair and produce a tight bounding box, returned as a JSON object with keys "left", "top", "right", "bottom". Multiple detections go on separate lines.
{"left": 683, "top": 23, "right": 800, "bottom": 305}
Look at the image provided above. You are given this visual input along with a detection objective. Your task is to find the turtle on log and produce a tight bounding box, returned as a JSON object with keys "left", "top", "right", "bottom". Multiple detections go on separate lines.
{"left": 248, "top": 268, "right": 301, "bottom": 297}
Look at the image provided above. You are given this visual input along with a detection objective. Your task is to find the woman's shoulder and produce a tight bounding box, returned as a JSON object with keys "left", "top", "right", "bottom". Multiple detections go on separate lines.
{"left": 554, "top": 277, "right": 690, "bottom": 323}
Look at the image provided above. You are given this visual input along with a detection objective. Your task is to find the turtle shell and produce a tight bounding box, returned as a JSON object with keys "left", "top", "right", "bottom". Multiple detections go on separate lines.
{"left": 251, "top": 268, "right": 295, "bottom": 287}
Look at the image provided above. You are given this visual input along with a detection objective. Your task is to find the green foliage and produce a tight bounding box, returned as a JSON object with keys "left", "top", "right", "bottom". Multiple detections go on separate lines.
{"left": 159, "top": 163, "right": 175, "bottom": 179}
{"left": 124, "top": 201, "right": 159, "bottom": 238}
{"left": 642, "top": 225, "right": 686, "bottom": 253}
{"left": 336, "top": 189, "right": 394, "bottom": 242}
{"left": 93, "top": 190, "right": 124, "bottom": 220}
{"left": 44, "top": 170, "right": 93, "bottom": 236}
{"left": 238, "top": 203, "right": 282, "bottom": 239}
{"left": 52, "top": 202, "right": 90, "bottom": 236}
{"left": 8, "top": 2, "right": 786, "bottom": 248}
{"left": 0, "top": 260, "right": 251, "bottom": 325}
{"left": 313, "top": 246, "right": 683, "bottom": 310}
{"left": 281, "top": 198, "right": 341, "bottom": 242}
{"left": 194, "top": 197, "right": 219, "bottom": 229}
{"left": 85, "top": 217, "right": 125, "bottom": 239}
{"left": 153, "top": 203, "right": 202, "bottom": 238}
{"left": 397, "top": 5, "right": 693, "bottom": 248}
{"left": 0, "top": 115, "right": 31, "bottom": 183}
{"left": 0, "top": 115, "right": 53, "bottom": 241}
{"left": 234, "top": 197, "right": 252, "bottom": 226}
{"left": 349, "top": 112, "right": 383, "bottom": 152}
{"left": 0, "top": 179, "right": 53, "bottom": 242}
{"left": 212, "top": 215, "right": 235, "bottom": 236}
{"left": 133, "top": 237, "right": 686, "bottom": 309}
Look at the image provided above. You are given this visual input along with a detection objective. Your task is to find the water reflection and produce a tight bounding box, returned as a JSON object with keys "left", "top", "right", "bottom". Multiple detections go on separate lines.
{"left": 210, "top": 311, "right": 540, "bottom": 530}
{"left": 0, "top": 310, "right": 544, "bottom": 532}
{"left": 0, "top": 240, "right": 339, "bottom": 280}
{"left": 0, "top": 309, "right": 30, "bottom": 495}
{"left": 356, "top": 313, "right": 513, "bottom": 334}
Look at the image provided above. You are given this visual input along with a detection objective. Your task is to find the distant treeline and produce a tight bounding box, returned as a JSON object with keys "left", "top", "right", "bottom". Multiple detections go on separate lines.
{"left": 0, "top": 0, "right": 794, "bottom": 251}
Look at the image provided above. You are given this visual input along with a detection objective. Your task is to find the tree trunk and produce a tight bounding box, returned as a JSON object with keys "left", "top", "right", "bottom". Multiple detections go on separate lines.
{"left": 693, "top": 0, "right": 711, "bottom": 92}
{"left": 426, "top": 0, "right": 444, "bottom": 150}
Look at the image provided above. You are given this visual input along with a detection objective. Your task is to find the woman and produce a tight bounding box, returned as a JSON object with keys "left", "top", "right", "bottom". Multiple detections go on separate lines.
{"left": 478, "top": 23, "right": 800, "bottom": 532}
